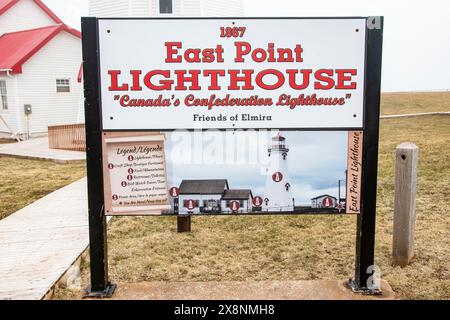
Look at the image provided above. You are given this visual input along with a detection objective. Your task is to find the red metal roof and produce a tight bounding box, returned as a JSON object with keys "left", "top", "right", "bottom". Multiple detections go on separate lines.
{"left": 0, "top": 0, "right": 63, "bottom": 23}
{"left": 0, "top": 24, "right": 81, "bottom": 74}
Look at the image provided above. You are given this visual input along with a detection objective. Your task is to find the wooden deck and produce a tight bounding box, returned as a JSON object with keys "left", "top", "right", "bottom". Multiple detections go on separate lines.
{"left": 48, "top": 124, "right": 86, "bottom": 152}
{"left": 0, "top": 178, "right": 89, "bottom": 300}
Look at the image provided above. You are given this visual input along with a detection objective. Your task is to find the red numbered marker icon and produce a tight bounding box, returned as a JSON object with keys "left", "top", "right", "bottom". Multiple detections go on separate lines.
{"left": 272, "top": 172, "right": 283, "bottom": 182}
{"left": 229, "top": 201, "right": 240, "bottom": 212}
{"left": 322, "top": 197, "right": 333, "bottom": 208}
{"left": 108, "top": 163, "right": 114, "bottom": 169}
{"left": 128, "top": 155, "right": 134, "bottom": 161}
{"left": 127, "top": 175, "right": 133, "bottom": 181}
{"left": 112, "top": 195, "right": 118, "bottom": 201}
{"left": 128, "top": 168, "right": 134, "bottom": 174}
{"left": 252, "top": 196, "right": 263, "bottom": 207}
{"left": 169, "top": 187, "right": 179, "bottom": 198}
{"left": 121, "top": 181, "right": 127, "bottom": 187}
{"left": 186, "top": 199, "right": 196, "bottom": 211}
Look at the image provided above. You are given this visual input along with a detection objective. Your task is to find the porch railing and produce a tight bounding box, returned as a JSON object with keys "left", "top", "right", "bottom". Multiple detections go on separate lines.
{"left": 48, "top": 123, "right": 86, "bottom": 152}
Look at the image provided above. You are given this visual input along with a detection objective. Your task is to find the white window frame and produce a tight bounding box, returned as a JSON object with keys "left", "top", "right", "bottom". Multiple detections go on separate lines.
{"left": 0, "top": 80, "right": 8, "bottom": 110}
{"left": 56, "top": 78, "right": 71, "bottom": 93}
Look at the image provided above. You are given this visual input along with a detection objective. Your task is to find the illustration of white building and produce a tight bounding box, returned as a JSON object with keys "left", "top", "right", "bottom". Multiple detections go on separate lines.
{"left": 220, "top": 189, "right": 253, "bottom": 214}
{"left": 311, "top": 195, "right": 337, "bottom": 209}
{"left": 89, "top": 0, "right": 244, "bottom": 17}
{"left": 178, "top": 179, "right": 228, "bottom": 215}
{"left": 177, "top": 179, "right": 254, "bottom": 215}
{"left": 263, "top": 133, "right": 294, "bottom": 212}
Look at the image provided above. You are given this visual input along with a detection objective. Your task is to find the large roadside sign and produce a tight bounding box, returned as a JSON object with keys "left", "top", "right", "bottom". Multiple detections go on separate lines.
{"left": 81, "top": 17, "right": 383, "bottom": 297}
{"left": 98, "top": 19, "right": 366, "bottom": 130}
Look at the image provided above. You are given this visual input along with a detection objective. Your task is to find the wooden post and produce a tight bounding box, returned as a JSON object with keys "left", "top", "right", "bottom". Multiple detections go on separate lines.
{"left": 393, "top": 142, "right": 419, "bottom": 267}
{"left": 177, "top": 215, "right": 191, "bottom": 233}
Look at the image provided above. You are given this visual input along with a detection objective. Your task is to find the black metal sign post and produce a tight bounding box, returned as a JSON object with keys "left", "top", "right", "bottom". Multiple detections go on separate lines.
{"left": 349, "top": 17, "right": 384, "bottom": 294}
{"left": 81, "top": 17, "right": 116, "bottom": 298}
{"left": 81, "top": 16, "right": 383, "bottom": 298}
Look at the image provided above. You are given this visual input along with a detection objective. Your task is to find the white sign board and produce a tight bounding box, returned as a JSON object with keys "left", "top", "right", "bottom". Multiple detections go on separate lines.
{"left": 98, "top": 18, "right": 366, "bottom": 130}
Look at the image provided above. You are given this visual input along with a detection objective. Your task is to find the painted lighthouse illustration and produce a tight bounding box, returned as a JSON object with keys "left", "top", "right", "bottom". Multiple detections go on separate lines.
{"left": 263, "top": 133, "right": 294, "bottom": 212}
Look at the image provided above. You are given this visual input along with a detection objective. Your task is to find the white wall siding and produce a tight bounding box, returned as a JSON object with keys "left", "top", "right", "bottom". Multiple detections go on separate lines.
{"left": 0, "top": 75, "right": 21, "bottom": 135}
{"left": 0, "top": 0, "right": 55, "bottom": 35}
{"left": 77, "top": 84, "right": 85, "bottom": 123}
{"left": 16, "top": 32, "right": 82, "bottom": 134}
{"left": 201, "top": 0, "right": 244, "bottom": 16}
{"left": 179, "top": 0, "right": 201, "bottom": 16}
{"left": 89, "top": 0, "right": 130, "bottom": 17}
{"left": 130, "top": 0, "right": 151, "bottom": 16}
{"left": 89, "top": 0, "right": 244, "bottom": 17}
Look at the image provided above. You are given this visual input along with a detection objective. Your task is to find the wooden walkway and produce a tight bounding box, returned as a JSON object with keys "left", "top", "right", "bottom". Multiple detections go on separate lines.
{"left": 0, "top": 178, "right": 89, "bottom": 300}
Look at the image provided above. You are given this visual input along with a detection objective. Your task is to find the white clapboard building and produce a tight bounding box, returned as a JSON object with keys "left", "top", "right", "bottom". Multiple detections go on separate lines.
{"left": 89, "top": 0, "right": 244, "bottom": 17}
{"left": 0, "top": 0, "right": 83, "bottom": 138}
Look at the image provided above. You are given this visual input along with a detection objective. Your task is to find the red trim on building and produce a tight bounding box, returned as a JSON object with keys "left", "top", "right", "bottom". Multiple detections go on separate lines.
{"left": 77, "top": 63, "right": 83, "bottom": 83}
{"left": 0, "top": 0, "right": 63, "bottom": 24}
{"left": 0, "top": 24, "right": 80, "bottom": 74}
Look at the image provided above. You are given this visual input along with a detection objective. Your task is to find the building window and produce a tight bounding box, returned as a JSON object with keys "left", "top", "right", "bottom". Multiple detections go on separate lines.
{"left": 159, "top": 0, "right": 173, "bottom": 14}
{"left": 0, "top": 80, "right": 7, "bottom": 110}
{"left": 56, "top": 79, "right": 70, "bottom": 93}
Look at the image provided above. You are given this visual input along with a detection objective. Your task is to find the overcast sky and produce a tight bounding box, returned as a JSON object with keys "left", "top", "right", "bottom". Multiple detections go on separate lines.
{"left": 43, "top": 0, "right": 450, "bottom": 92}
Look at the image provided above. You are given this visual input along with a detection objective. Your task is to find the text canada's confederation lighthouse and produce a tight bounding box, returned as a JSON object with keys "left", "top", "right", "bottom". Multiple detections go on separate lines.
{"left": 263, "top": 133, "right": 294, "bottom": 212}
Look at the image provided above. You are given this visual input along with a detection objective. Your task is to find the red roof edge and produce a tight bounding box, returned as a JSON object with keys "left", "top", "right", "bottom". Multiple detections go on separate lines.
{"left": 7, "top": 24, "right": 80, "bottom": 74}
{"left": 62, "top": 24, "right": 81, "bottom": 38}
{"left": 0, "top": 0, "right": 19, "bottom": 16}
{"left": 0, "top": 1, "right": 82, "bottom": 36}
{"left": 77, "top": 63, "right": 83, "bottom": 83}
{"left": 10, "top": 26, "right": 61, "bottom": 73}
{"left": 0, "top": 0, "right": 63, "bottom": 24}
{"left": 33, "top": 0, "right": 63, "bottom": 24}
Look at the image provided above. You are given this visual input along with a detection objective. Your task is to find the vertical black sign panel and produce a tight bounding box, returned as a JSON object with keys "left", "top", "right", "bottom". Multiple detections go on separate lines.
{"left": 351, "top": 17, "right": 384, "bottom": 293}
{"left": 81, "top": 17, "right": 116, "bottom": 298}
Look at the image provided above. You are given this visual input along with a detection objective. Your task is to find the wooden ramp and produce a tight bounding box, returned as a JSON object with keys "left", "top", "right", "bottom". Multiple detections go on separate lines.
{"left": 0, "top": 178, "right": 89, "bottom": 300}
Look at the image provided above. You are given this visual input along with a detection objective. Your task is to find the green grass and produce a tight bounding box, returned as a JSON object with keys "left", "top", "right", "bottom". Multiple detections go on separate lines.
{"left": 0, "top": 157, "right": 86, "bottom": 220}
